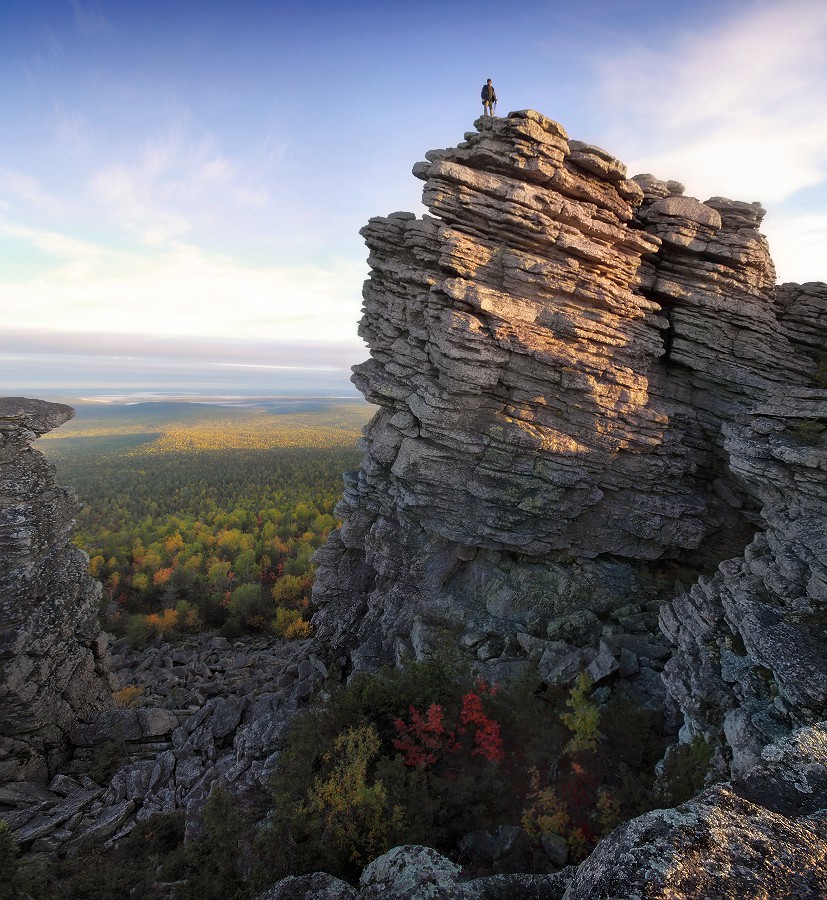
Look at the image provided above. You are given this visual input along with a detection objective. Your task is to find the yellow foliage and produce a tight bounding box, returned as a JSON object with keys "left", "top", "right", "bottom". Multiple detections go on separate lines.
{"left": 521, "top": 769, "right": 569, "bottom": 838}
{"left": 596, "top": 788, "right": 621, "bottom": 836}
{"left": 521, "top": 769, "right": 590, "bottom": 862}
{"left": 561, "top": 672, "right": 600, "bottom": 754}
{"left": 113, "top": 685, "right": 145, "bottom": 708}
{"left": 300, "top": 724, "right": 404, "bottom": 866}
{"left": 284, "top": 617, "right": 313, "bottom": 640}
{"left": 140, "top": 406, "right": 372, "bottom": 453}
{"left": 165, "top": 532, "right": 185, "bottom": 555}
{"left": 145, "top": 609, "right": 178, "bottom": 636}
{"left": 272, "top": 606, "right": 313, "bottom": 639}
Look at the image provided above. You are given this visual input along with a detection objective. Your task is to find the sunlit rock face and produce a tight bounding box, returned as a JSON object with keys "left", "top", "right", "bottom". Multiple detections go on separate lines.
{"left": 312, "top": 110, "right": 825, "bottom": 773}
{"left": 0, "top": 398, "right": 112, "bottom": 782}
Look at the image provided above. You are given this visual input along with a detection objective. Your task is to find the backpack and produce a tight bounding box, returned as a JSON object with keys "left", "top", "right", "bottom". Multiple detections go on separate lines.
{"left": 481, "top": 84, "right": 492, "bottom": 101}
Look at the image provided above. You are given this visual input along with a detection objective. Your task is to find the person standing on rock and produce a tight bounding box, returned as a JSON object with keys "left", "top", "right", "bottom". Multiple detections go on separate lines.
{"left": 481, "top": 78, "right": 497, "bottom": 116}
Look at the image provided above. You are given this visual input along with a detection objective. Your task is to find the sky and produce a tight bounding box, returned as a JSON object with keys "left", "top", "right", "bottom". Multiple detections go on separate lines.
{"left": 1, "top": 0, "right": 825, "bottom": 398}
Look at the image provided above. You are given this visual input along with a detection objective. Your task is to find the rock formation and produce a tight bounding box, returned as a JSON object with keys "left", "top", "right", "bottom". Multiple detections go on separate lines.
{"left": 312, "top": 110, "right": 826, "bottom": 778}
{"left": 0, "top": 399, "right": 112, "bottom": 784}
{"left": 289, "top": 110, "right": 827, "bottom": 898}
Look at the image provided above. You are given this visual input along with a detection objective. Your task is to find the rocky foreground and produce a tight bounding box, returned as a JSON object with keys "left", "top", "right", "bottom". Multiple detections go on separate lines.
{"left": 2, "top": 110, "right": 826, "bottom": 895}
{"left": 257, "top": 718, "right": 827, "bottom": 899}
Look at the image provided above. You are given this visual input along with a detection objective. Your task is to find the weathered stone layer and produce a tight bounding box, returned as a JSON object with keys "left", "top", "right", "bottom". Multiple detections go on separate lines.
{"left": 312, "top": 111, "right": 817, "bottom": 717}
{"left": 0, "top": 398, "right": 112, "bottom": 783}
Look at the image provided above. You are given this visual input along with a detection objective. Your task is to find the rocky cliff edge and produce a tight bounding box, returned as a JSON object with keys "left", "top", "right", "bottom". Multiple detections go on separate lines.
{"left": 0, "top": 398, "right": 112, "bottom": 784}
{"left": 312, "top": 110, "right": 827, "bottom": 782}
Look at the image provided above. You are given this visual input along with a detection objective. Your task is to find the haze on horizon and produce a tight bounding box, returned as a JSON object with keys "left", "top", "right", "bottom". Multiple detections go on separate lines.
{"left": 2, "top": 0, "right": 826, "bottom": 396}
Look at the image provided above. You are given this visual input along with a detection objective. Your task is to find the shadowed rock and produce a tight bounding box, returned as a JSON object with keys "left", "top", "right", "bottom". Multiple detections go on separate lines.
{"left": 0, "top": 397, "right": 112, "bottom": 784}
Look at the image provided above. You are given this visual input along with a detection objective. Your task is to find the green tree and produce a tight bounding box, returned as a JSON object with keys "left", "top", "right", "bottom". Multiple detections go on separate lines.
{"left": 300, "top": 724, "right": 404, "bottom": 867}
{"left": 561, "top": 673, "right": 600, "bottom": 753}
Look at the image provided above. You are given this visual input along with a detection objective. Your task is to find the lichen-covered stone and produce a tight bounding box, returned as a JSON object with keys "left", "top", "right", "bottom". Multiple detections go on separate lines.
{"left": 563, "top": 723, "right": 827, "bottom": 899}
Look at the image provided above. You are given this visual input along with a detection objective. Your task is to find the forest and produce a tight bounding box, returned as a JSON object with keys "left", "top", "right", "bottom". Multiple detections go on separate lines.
{"left": 41, "top": 399, "right": 372, "bottom": 645}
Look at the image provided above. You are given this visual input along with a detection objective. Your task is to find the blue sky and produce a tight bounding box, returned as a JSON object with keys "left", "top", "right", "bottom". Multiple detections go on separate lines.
{"left": 1, "top": 0, "right": 825, "bottom": 396}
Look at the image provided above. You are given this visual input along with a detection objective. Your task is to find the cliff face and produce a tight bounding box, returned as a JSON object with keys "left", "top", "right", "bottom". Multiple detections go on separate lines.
{"left": 0, "top": 399, "right": 112, "bottom": 783}
{"left": 662, "top": 375, "right": 827, "bottom": 774}
{"left": 313, "top": 111, "right": 826, "bottom": 774}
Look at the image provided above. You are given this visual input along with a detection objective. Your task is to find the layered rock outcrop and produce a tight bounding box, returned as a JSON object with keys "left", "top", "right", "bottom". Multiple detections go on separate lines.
{"left": 0, "top": 399, "right": 112, "bottom": 783}
{"left": 312, "top": 110, "right": 826, "bottom": 775}
{"left": 305, "top": 109, "right": 826, "bottom": 897}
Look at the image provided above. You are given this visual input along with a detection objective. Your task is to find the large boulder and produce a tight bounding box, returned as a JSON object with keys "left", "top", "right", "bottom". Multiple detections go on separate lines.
{"left": 564, "top": 723, "right": 827, "bottom": 899}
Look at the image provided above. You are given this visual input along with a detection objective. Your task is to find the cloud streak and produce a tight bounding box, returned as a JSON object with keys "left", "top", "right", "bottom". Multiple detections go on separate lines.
{"left": 89, "top": 127, "right": 273, "bottom": 246}
{"left": 0, "top": 229, "right": 366, "bottom": 344}
{"left": 599, "top": 0, "right": 827, "bottom": 199}
{"left": 0, "top": 167, "right": 64, "bottom": 215}
{"left": 0, "top": 330, "right": 365, "bottom": 396}
{"left": 592, "top": 0, "right": 827, "bottom": 282}
{"left": 0, "top": 329, "right": 363, "bottom": 367}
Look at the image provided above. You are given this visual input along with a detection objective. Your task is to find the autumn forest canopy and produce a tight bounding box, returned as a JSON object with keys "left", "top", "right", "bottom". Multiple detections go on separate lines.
{"left": 41, "top": 399, "right": 373, "bottom": 646}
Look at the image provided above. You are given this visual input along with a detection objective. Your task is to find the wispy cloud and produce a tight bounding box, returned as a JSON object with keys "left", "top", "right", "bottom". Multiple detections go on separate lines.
{"left": 1, "top": 222, "right": 110, "bottom": 260}
{"left": 89, "top": 127, "right": 274, "bottom": 245}
{"left": 598, "top": 0, "right": 827, "bottom": 203}
{"left": 0, "top": 328, "right": 362, "bottom": 366}
{"left": 0, "top": 330, "right": 364, "bottom": 395}
{"left": 590, "top": 0, "right": 827, "bottom": 282}
{"left": 0, "top": 168, "right": 64, "bottom": 215}
{"left": 0, "top": 224, "right": 365, "bottom": 344}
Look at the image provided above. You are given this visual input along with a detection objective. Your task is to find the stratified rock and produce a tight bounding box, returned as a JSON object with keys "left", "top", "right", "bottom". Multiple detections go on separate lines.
{"left": 0, "top": 398, "right": 111, "bottom": 783}
{"left": 311, "top": 110, "right": 806, "bottom": 689}
{"left": 775, "top": 281, "right": 827, "bottom": 364}
{"left": 661, "top": 385, "right": 827, "bottom": 774}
